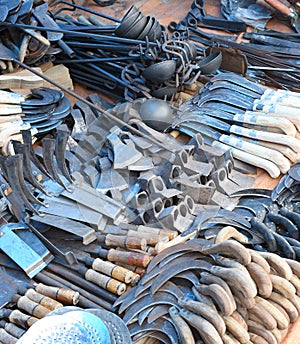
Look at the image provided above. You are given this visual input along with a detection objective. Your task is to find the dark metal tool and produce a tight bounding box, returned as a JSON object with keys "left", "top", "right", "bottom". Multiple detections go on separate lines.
{"left": 264, "top": 0, "right": 300, "bottom": 32}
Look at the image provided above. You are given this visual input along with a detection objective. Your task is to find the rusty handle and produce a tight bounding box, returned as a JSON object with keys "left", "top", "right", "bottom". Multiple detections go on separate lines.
{"left": 25, "top": 289, "right": 63, "bottom": 311}
{"left": 105, "top": 234, "right": 147, "bottom": 250}
{"left": 264, "top": 0, "right": 292, "bottom": 16}
{"left": 85, "top": 269, "right": 127, "bottom": 295}
{"left": 138, "top": 227, "right": 178, "bottom": 240}
{"left": 35, "top": 283, "right": 80, "bottom": 305}
{"left": 107, "top": 248, "right": 151, "bottom": 268}
{"left": 127, "top": 229, "right": 169, "bottom": 246}
{"left": 92, "top": 258, "right": 135, "bottom": 284}
{"left": 9, "top": 310, "right": 38, "bottom": 329}
{"left": 17, "top": 296, "right": 51, "bottom": 319}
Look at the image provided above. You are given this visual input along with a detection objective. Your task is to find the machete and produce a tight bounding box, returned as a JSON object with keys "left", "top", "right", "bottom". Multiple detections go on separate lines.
{"left": 178, "top": 124, "right": 281, "bottom": 178}
{"left": 174, "top": 120, "right": 291, "bottom": 174}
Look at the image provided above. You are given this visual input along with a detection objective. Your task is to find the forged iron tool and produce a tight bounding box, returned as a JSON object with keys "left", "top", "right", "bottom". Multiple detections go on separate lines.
{"left": 178, "top": 124, "right": 282, "bottom": 178}
{"left": 173, "top": 117, "right": 291, "bottom": 174}
{"left": 42, "top": 138, "right": 71, "bottom": 190}
{"left": 0, "top": 52, "right": 176, "bottom": 155}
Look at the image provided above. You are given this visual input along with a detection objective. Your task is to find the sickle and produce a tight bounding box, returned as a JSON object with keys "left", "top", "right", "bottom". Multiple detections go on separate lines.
{"left": 122, "top": 291, "right": 179, "bottom": 325}
{"left": 129, "top": 317, "right": 179, "bottom": 344}
{"left": 138, "top": 306, "right": 155, "bottom": 326}
{"left": 118, "top": 289, "right": 149, "bottom": 315}
{"left": 147, "top": 304, "right": 171, "bottom": 324}
{"left": 146, "top": 239, "right": 208, "bottom": 273}
{"left": 21, "top": 89, "right": 57, "bottom": 107}
{"left": 141, "top": 253, "right": 207, "bottom": 288}
{"left": 175, "top": 271, "right": 201, "bottom": 289}
{"left": 150, "top": 259, "right": 212, "bottom": 295}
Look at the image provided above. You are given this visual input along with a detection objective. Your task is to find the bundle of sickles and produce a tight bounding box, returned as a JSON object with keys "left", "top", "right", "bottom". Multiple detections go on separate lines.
{"left": 171, "top": 72, "right": 300, "bottom": 178}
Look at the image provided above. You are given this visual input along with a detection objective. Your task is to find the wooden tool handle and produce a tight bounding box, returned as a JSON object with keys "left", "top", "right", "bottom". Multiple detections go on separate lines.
{"left": 127, "top": 229, "right": 169, "bottom": 246}
{"left": 230, "top": 135, "right": 300, "bottom": 163}
{"left": 35, "top": 283, "right": 80, "bottom": 305}
{"left": 107, "top": 248, "right": 151, "bottom": 268}
{"left": 5, "top": 323, "right": 26, "bottom": 339}
{"left": 219, "top": 134, "right": 291, "bottom": 174}
{"left": 264, "top": 0, "right": 292, "bottom": 15}
{"left": 137, "top": 226, "right": 178, "bottom": 240}
{"left": 155, "top": 231, "right": 197, "bottom": 253}
{"left": 92, "top": 258, "right": 134, "bottom": 284}
{"left": 105, "top": 234, "right": 147, "bottom": 250}
{"left": 212, "top": 141, "right": 281, "bottom": 178}
{"left": 25, "top": 289, "right": 63, "bottom": 311}
{"left": 230, "top": 125, "right": 300, "bottom": 152}
{"left": 0, "top": 328, "right": 18, "bottom": 343}
{"left": 237, "top": 113, "right": 297, "bottom": 137}
{"left": 9, "top": 310, "right": 38, "bottom": 329}
{"left": 85, "top": 269, "right": 126, "bottom": 295}
{"left": 253, "top": 102, "right": 300, "bottom": 131}
{"left": 17, "top": 296, "right": 51, "bottom": 319}
{"left": 264, "top": 94, "right": 300, "bottom": 109}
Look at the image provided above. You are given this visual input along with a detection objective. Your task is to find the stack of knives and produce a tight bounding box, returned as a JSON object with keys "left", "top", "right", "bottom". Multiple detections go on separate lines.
{"left": 172, "top": 72, "right": 300, "bottom": 178}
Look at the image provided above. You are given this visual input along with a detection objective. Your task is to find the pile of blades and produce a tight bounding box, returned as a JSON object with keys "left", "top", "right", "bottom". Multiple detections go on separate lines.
{"left": 170, "top": 0, "right": 300, "bottom": 90}
{"left": 171, "top": 72, "right": 300, "bottom": 178}
{"left": 114, "top": 236, "right": 300, "bottom": 344}
{"left": 0, "top": 87, "right": 70, "bottom": 155}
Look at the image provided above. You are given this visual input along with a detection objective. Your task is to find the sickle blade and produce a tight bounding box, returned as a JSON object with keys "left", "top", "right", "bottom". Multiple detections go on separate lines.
{"left": 150, "top": 260, "right": 212, "bottom": 295}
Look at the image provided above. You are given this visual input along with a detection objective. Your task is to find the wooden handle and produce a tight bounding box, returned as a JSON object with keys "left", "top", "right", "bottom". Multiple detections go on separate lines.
{"left": 263, "top": 93, "right": 300, "bottom": 109}
{"left": 137, "top": 226, "right": 178, "bottom": 240}
{"left": 107, "top": 248, "right": 151, "bottom": 268}
{"left": 9, "top": 310, "right": 38, "bottom": 329}
{"left": 253, "top": 102, "right": 300, "bottom": 131}
{"left": 212, "top": 141, "right": 281, "bottom": 178}
{"left": 5, "top": 323, "right": 26, "bottom": 339}
{"left": 237, "top": 112, "right": 297, "bottom": 137}
{"left": 92, "top": 258, "right": 134, "bottom": 284}
{"left": 17, "top": 296, "right": 51, "bottom": 318}
{"left": 231, "top": 135, "right": 300, "bottom": 163}
{"left": 155, "top": 231, "right": 197, "bottom": 253}
{"left": 127, "top": 229, "right": 169, "bottom": 246}
{"left": 85, "top": 269, "right": 126, "bottom": 295}
{"left": 219, "top": 134, "right": 291, "bottom": 174}
{"left": 35, "top": 283, "right": 80, "bottom": 305}
{"left": 264, "top": 0, "right": 292, "bottom": 15}
{"left": 0, "top": 115, "right": 22, "bottom": 123}
{"left": 230, "top": 125, "right": 300, "bottom": 153}
{"left": 25, "top": 289, "right": 63, "bottom": 311}
{"left": 0, "top": 328, "right": 18, "bottom": 343}
{"left": 105, "top": 234, "right": 147, "bottom": 250}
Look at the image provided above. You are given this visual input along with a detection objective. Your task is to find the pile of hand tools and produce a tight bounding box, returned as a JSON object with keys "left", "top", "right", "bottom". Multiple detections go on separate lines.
{"left": 171, "top": 72, "right": 300, "bottom": 178}
{"left": 0, "top": 87, "right": 71, "bottom": 155}
{"left": 170, "top": 0, "right": 300, "bottom": 91}
{"left": 0, "top": 1, "right": 214, "bottom": 100}
{"left": 115, "top": 236, "right": 300, "bottom": 344}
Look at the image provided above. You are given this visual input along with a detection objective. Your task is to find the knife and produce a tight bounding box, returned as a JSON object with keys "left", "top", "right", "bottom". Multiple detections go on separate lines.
{"left": 177, "top": 123, "right": 283, "bottom": 178}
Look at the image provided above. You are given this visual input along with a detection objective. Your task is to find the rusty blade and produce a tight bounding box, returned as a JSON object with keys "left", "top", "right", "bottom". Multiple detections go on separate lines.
{"left": 123, "top": 291, "right": 179, "bottom": 325}
{"left": 146, "top": 239, "right": 208, "bottom": 273}
{"left": 129, "top": 317, "right": 178, "bottom": 344}
{"left": 150, "top": 259, "right": 212, "bottom": 295}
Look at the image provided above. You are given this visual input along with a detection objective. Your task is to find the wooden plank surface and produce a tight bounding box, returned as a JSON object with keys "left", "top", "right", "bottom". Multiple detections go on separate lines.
{"left": 51, "top": 0, "right": 299, "bottom": 342}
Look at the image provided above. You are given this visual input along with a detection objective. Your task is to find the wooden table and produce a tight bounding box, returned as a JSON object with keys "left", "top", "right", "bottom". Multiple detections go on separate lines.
{"left": 50, "top": 0, "right": 300, "bottom": 342}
